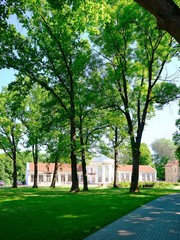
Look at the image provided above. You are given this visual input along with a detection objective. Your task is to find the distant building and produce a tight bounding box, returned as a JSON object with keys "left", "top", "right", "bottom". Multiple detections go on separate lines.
{"left": 165, "top": 160, "right": 180, "bottom": 182}
{"left": 26, "top": 155, "right": 157, "bottom": 186}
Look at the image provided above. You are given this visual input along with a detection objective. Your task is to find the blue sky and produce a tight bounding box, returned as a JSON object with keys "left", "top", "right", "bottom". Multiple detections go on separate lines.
{"left": 0, "top": 60, "right": 179, "bottom": 150}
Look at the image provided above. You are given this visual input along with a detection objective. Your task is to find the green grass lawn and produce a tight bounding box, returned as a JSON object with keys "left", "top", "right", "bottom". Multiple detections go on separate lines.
{"left": 0, "top": 186, "right": 179, "bottom": 240}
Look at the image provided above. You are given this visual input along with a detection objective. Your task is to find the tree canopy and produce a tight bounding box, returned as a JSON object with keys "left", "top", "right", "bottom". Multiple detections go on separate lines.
{"left": 0, "top": 0, "right": 179, "bottom": 191}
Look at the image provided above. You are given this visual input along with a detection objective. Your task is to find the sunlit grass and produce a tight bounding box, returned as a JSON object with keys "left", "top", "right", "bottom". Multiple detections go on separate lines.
{"left": 0, "top": 187, "right": 179, "bottom": 240}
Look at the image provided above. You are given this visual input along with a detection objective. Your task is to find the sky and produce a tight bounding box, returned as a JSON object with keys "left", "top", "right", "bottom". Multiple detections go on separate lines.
{"left": 0, "top": 64, "right": 179, "bottom": 152}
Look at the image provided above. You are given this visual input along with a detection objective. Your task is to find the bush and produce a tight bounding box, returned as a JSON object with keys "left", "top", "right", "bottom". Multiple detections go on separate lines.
{"left": 118, "top": 182, "right": 130, "bottom": 188}
{"left": 153, "top": 182, "right": 174, "bottom": 189}
{"left": 138, "top": 182, "right": 155, "bottom": 188}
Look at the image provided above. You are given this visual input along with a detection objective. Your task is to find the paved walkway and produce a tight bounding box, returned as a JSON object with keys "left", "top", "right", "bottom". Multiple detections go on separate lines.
{"left": 84, "top": 193, "right": 180, "bottom": 240}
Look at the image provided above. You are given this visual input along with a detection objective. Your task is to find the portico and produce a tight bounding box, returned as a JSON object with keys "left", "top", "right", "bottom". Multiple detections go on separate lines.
{"left": 87, "top": 155, "right": 114, "bottom": 184}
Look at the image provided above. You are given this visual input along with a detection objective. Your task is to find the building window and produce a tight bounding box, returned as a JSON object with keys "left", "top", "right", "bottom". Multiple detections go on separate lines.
{"left": 116, "top": 174, "right": 120, "bottom": 183}
{"left": 121, "top": 173, "right": 125, "bottom": 181}
{"left": 152, "top": 173, "right": 155, "bottom": 181}
{"left": 147, "top": 173, "right": 150, "bottom": 181}
{"left": 98, "top": 165, "right": 102, "bottom": 182}
{"left": 55, "top": 174, "right": 58, "bottom": 182}
{"left": 125, "top": 173, "right": 130, "bottom": 181}
{"left": 79, "top": 174, "right": 83, "bottom": 183}
{"left": 31, "top": 174, "right": 34, "bottom": 183}
{"left": 46, "top": 174, "right": 51, "bottom": 182}
{"left": 68, "top": 174, "right": 71, "bottom": 182}
{"left": 39, "top": 175, "right": 43, "bottom": 183}
{"left": 61, "top": 174, "right": 65, "bottom": 182}
{"left": 105, "top": 165, "right": 109, "bottom": 182}
{"left": 142, "top": 173, "right": 145, "bottom": 181}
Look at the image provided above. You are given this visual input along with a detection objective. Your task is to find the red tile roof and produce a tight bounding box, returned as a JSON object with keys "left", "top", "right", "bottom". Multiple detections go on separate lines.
{"left": 165, "top": 160, "right": 179, "bottom": 167}
{"left": 117, "top": 165, "right": 156, "bottom": 173}
{"left": 28, "top": 163, "right": 82, "bottom": 173}
{"left": 28, "top": 163, "right": 156, "bottom": 173}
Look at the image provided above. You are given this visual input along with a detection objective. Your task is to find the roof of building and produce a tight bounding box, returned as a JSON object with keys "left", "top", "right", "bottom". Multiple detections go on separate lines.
{"left": 28, "top": 162, "right": 82, "bottom": 173}
{"left": 117, "top": 165, "right": 156, "bottom": 173}
{"left": 165, "top": 160, "right": 179, "bottom": 167}
{"left": 27, "top": 162, "right": 156, "bottom": 173}
{"left": 91, "top": 155, "right": 114, "bottom": 164}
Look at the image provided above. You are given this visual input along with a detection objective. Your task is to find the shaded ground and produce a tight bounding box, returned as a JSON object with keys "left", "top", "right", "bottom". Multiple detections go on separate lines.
{"left": 84, "top": 193, "right": 180, "bottom": 240}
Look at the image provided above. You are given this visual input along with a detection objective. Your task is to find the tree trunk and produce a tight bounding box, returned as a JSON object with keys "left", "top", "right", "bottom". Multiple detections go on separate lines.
{"left": 12, "top": 150, "right": 17, "bottom": 188}
{"left": 79, "top": 113, "right": 88, "bottom": 191}
{"left": 113, "top": 148, "right": 119, "bottom": 188}
{"left": 134, "top": 0, "right": 180, "bottom": 44}
{"left": 70, "top": 115, "right": 79, "bottom": 192}
{"left": 50, "top": 160, "right": 58, "bottom": 188}
{"left": 81, "top": 147, "right": 88, "bottom": 191}
{"left": 32, "top": 144, "right": 38, "bottom": 188}
{"left": 113, "top": 127, "right": 119, "bottom": 188}
{"left": 130, "top": 140, "right": 140, "bottom": 192}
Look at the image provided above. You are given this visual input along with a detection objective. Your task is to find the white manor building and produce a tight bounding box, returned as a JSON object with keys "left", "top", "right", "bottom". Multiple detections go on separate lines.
{"left": 26, "top": 155, "right": 157, "bottom": 186}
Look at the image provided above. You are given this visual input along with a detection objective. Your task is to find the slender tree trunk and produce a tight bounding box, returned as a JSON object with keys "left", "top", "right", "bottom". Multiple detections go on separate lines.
{"left": 130, "top": 139, "right": 140, "bottom": 192}
{"left": 51, "top": 160, "right": 58, "bottom": 188}
{"left": 79, "top": 113, "right": 88, "bottom": 191}
{"left": 113, "top": 127, "right": 119, "bottom": 188}
{"left": 12, "top": 150, "right": 17, "bottom": 188}
{"left": 125, "top": 110, "right": 141, "bottom": 192}
{"left": 81, "top": 147, "right": 88, "bottom": 191}
{"left": 32, "top": 144, "right": 38, "bottom": 188}
{"left": 70, "top": 115, "right": 79, "bottom": 192}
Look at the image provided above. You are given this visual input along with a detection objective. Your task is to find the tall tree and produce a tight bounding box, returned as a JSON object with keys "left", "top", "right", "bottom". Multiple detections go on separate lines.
{"left": 39, "top": 96, "right": 70, "bottom": 188}
{"left": 0, "top": 0, "right": 97, "bottom": 192}
{"left": 151, "top": 138, "right": 176, "bottom": 161}
{"left": 0, "top": 153, "right": 13, "bottom": 185}
{"left": 173, "top": 100, "right": 180, "bottom": 160}
{"left": 0, "top": 89, "right": 24, "bottom": 188}
{"left": 91, "top": 1, "right": 180, "bottom": 192}
{"left": 151, "top": 138, "right": 176, "bottom": 180}
{"left": 99, "top": 111, "right": 128, "bottom": 188}
{"left": 10, "top": 82, "right": 49, "bottom": 188}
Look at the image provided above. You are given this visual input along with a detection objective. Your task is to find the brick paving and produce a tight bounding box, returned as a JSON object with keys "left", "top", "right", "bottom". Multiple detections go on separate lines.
{"left": 84, "top": 193, "right": 180, "bottom": 240}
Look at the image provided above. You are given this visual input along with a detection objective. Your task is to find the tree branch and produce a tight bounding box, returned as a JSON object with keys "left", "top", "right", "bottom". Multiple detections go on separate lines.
{"left": 134, "top": 0, "right": 180, "bottom": 43}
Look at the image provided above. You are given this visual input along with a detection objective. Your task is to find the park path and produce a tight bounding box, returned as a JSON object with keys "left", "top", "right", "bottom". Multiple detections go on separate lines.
{"left": 84, "top": 193, "right": 180, "bottom": 240}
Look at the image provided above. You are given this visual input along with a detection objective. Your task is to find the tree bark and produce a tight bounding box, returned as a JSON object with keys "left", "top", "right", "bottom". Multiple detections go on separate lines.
{"left": 113, "top": 127, "right": 119, "bottom": 188}
{"left": 130, "top": 140, "right": 140, "bottom": 192}
{"left": 134, "top": 0, "right": 180, "bottom": 43}
{"left": 70, "top": 115, "right": 80, "bottom": 192}
{"left": 50, "top": 160, "right": 58, "bottom": 188}
{"left": 79, "top": 112, "right": 88, "bottom": 191}
{"left": 12, "top": 149, "right": 17, "bottom": 188}
{"left": 81, "top": 146, "right": 88, "bottom": 191}
{"left": 32, "top": 144, "right": 38, "bottom": 188}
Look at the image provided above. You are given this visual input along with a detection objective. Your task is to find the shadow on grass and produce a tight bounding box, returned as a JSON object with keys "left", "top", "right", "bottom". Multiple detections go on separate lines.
{"left": 0, "top": 187, "right": 179, "bottom": 240}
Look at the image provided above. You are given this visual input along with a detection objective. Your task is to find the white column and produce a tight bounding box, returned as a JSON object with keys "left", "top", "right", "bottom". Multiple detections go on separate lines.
{"left": 89, "top": 175, "right": 92, "bottom": 184}
{"left": 139, "top": 173, "right": 141, "bottom": 182}
{"left": 43, "top": 173, "right": 46, "bottom": 184}
{"left": 108, "top": 165, "right": 112, "bottom": 183}
{"left": 150, "top": 173, "right": 152, "bottom": 182}
{"left": 65, "top": 174, "right": 68, "bottom": 184}
{"left": 119, "top": 173, "right": 121, "bottom": 182}
{"left": 95, "top": 166, "right": 98, "bottom": 183}
{"left": 58, "top": 174, "right": 61, "bottom": 185}
{"left": 102, "top": 164, "right": 105, "bottom": 183}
